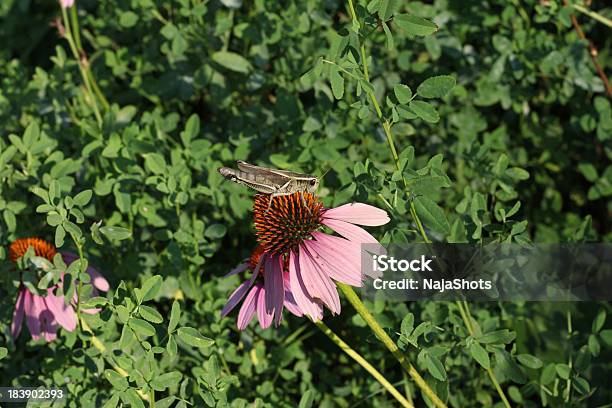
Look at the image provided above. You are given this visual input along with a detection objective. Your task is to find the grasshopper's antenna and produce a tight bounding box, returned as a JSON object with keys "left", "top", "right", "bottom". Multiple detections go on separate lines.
{"left": 318, "top": 164, "right": 332, "bottom": 180}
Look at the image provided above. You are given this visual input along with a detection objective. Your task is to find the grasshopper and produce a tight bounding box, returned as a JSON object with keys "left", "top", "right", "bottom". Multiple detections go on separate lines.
{"left": 218, "top": 160, "right": 320, "bottom": 211}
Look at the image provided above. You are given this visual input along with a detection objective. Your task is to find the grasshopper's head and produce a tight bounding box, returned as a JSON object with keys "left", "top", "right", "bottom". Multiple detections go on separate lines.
{"left": 306, "top": 177, "right": 319, "bottom": 193}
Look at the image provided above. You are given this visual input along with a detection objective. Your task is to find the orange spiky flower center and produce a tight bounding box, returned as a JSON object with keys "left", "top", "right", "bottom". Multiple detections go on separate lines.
{"left": 9, "top": 237, "right": 57, "bottom": 263}
{"left": 253, "top": 193, "right": 324, "bottom": 255}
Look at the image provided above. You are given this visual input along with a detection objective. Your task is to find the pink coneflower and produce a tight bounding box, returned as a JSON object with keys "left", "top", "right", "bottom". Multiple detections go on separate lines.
{"left": 222, "top": 246, "right": 302, "bottom": 330}
{"left": 222, "top": 193, "right": 389, "bottom": 327}
{"left": 9, "top": 238, "right": 109, "bottom": 342}
{"left": 59, "top": 0, "right": 75, "bottom": 8}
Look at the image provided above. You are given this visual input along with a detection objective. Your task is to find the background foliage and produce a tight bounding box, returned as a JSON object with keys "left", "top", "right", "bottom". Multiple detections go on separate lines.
{"left": 0, "top": 0, "right": 611, "bottom": 406}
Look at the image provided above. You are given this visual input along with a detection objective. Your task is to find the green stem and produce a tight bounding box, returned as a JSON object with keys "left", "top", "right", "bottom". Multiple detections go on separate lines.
{"left": 456, "top": 301, "right": 512, "bottom": 408}
{"left": 338, "top": 283, "right": 447, "bottom": 408}
{"left": 74, "top": 238, "right": 85, "bottom": 325}
{"left": 572, "top": 4, "right": 612, "bottom": 28}
{"left": 70, "top": 5, "right": 83, "bottom": 51}
{"left": 315, "top": 321, "right": 413, "bottom": 408}
{"left": 351, "top": 10, "right": 430, "bottom": 244}
{"left": 61, "top": 7, "right": 103, "bottom": 126}
{"left": 149, "top": 389, "right": 155, "bottom": 408}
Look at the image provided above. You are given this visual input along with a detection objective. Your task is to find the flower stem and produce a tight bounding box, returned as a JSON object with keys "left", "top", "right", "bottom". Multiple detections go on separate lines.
{"left": 315, "top": 321, "right": 413, "bottom": 408}
{"left": 347, "top": 4, "right": 430, "bottom": 244}
{"left": 61, "top": 6, "right": 104, "bottom": 125}
{"left": 338, "top": 283, "right": 447, "bottom": 408}
{"left": 571, "top": 3, "right": 612, "bottom": 28}
{"left": 456, "top": 301, "right": 511, "bottom": 408}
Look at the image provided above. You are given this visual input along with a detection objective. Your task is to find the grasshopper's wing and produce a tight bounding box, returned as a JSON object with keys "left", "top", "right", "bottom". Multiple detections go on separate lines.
{"left": 236, "top": 160, "right": 313, "bottom": 179}
{"left": 235, "top": 177, "right": 278, "bottom": 194}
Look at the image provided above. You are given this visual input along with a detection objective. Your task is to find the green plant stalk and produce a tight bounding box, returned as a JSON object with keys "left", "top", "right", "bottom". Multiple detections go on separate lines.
{"left": 315, "top": 321, "right": 414, "bottom": 408}
{"left": 61, "top": 7, "right": 103, "bottom": 125}
{"left": 456, "top": 301, "right": 512, "bottom": 408}
{"left": 70, "top": 5, "right": 83, "bottom": 52}
{"left": 72, "top": 236, "right": 85, "bottom": 326}
{"left": 338, "top": 283, "right": 447, "bottom": 408}
{"left": 69, "top": 5, "right": 110, "bottom": 110}
{"left": 347, "top": 4, "right": 430, "bottom": 244}
{"left": 572, "top": 4, "right": 612, "bottom": 28}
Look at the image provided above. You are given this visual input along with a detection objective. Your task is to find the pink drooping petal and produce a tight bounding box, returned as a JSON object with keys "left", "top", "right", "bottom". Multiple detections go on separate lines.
{"left": 43, "top": 289, "right": 77, "bottom": 332}
{"left": 257, "top": 285, "right": 274, "bottom": 329}
{"left": 224, "top": 262, "right": 248, "bottom": 278}
{"left": 264, "top": 255, "right": 285, "bottom": 326}
{"left": 322, "top": 203, "right": 390, "bottom": 226}
{"left": 237, "top": 286, "right": 260, "bottom": 330}
{"left": 308, "top": 234, "right": 363, "bottom": 286}
{"left": 39, "top": 309, "right": 58, "bottom": 343}
{"left": 322, "top": 218, "right": 379, "bottom": 244}
{"left": 88, "top": 265, "right": 109, "bottom": 292}
{"left": 298, "top": 244, "right": 341, "bottom": 314}
{"left": 288, "top": 251, "right": 323, "bottom": 321}
{"left": 221, "top": 257, "right": 262, "bottom": 317}
{"left": 282, "top": 272, "right": 303, "bottom": 317}
{"left": 24, "top": 290, "right": 41, "bottom": 340}
{"left": 11, "top": 287, "right": 26, "bottom": 340}
{"left": 222, "top": 277, "right": 255, "bottom": 317}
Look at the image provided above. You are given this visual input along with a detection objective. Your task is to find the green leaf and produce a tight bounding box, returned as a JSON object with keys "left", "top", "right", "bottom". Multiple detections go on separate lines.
{"left": 330, "top": 66, "right": 344, "bottom": 100}
{"left": 55, "top": 225, "right": 66, "bottom": 248}
{"left": 212, "top": 51, "right": 251, "bottom": 73}
{"left": 204, "top": 223, "right": 227, "bottom": 239}
{"left": 121, "top": 389, "right": 145, "bottom": 408}
{"left": 73, "top": 189, "right": 93, "bottom": 207}
{"left": 469, "top": 342, "right": 490, "bottom": 369}
{"left": 517, "top": 354, "right": 543, "bottom": 369}
{"left": 139, "top": 305, "right": 164, "bottom": 323}
{"left": 478, "top": 329, "right": 516, "bottom": 345}
{"left": 104, "top": 370, "right": 129, "bottom": 391}
{"left": 182, "top": 114, "right": 200, "bottom": 145}
{"left": 137, "top": 275, "right": 163, "bottom": 303}
{"left": 169, "top": 300, "right": 181, "bottom": 333}
{"left": 100, "top": 226, "right": 132, "bottom": 240}
{"left": 592, "top": 309, "right": 606, "bottom": 333}
{"left": 424, "top": 352, "right": 447, "bottom": 381}
{"left": 401, "top": 313, "right": 415, "bottom": 337}
{"left": 151, "top": 371, "right": 183, "bottom": 391}
{"left": 119, "top": 11, "right": 139, "bottom": 28}
{"left": 378, "top": 0, "right": 399, "bottom": 21}
{"left": 394, "top": 84, "right": 413, "bottom": 104}
{"left": 409, "top": 100, "right": 440, "bottom": 123}
{"left": 414, "top": 196, "right": 450, "bottom": 235}
{"left": 102, "top": 395, "right": 120, "bottom": 408}
{"left": 394, "top": 14, "right": 438, "bottom": 36}
{"left": 417, "top": 75, "right": 456, "bottom": 98}
{"left": 144, "top": 153, "right": 167, "bottom": 175}
{"left": 129, "top": 318, "right": 156, "bottom": 338}
{"left": 0, "top": 347, "right": 7, "bottom": 360}
{"left": 496, "top": 350, "right": 526, "bottom": 384}
{"left": 23, "top": 121, "right": 40, "bottom": 149}
{"left": 555, "top": 363, "right": 571, "bottom": 380}
{"left": 177, "top": 327, "right": 215, "bottom": 348}
{"left": 298, "top": 390, "right": 315, "bottom": 408}
{"left": 505, "top": 167, "right": 530, "bottom": 180}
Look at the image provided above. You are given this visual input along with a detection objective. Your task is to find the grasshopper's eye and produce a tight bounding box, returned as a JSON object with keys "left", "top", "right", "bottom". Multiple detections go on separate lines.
{"left": 310, "top": 179, "right": 317, "bottom": 186}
